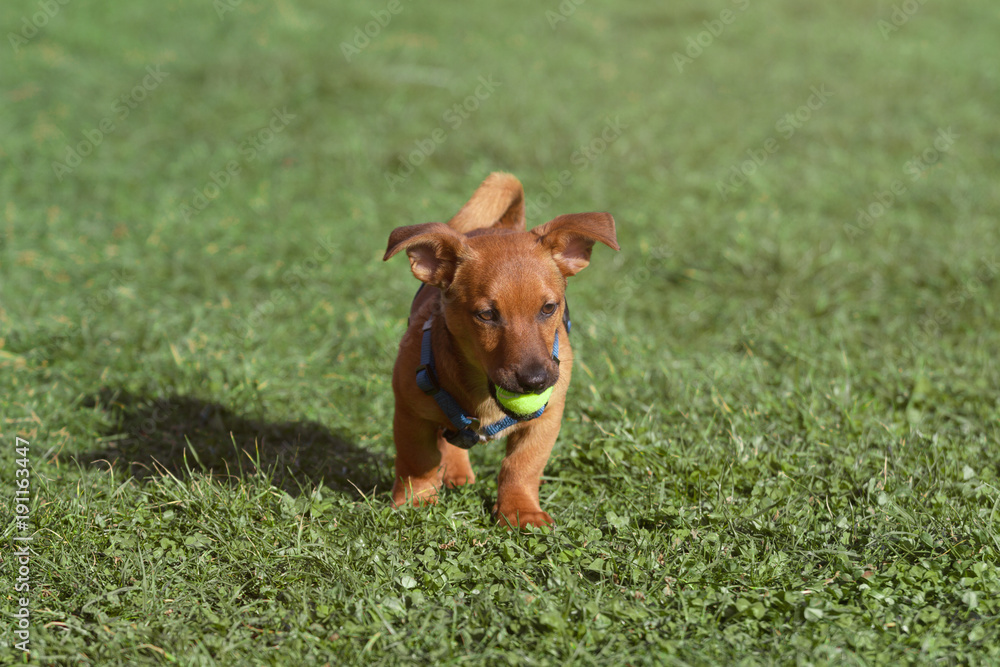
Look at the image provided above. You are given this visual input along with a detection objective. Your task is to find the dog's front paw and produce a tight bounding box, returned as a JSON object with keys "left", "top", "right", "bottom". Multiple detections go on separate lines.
{"left": 493, "top": 506, "right": 554, "bottom": 530}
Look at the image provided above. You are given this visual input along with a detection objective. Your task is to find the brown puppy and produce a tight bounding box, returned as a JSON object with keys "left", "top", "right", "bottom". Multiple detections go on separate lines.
{"left": 383, "top": 172, "right": 618, "bottom": 528}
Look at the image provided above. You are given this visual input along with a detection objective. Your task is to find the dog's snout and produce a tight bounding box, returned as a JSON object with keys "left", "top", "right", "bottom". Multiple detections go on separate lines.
{"left": 515, "top": 363, "right": 553, "bottom": 393}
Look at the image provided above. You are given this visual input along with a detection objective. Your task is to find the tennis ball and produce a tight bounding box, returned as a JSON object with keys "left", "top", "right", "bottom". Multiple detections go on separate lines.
{"left": 495, "top": 385, "right": 554, "bottom": 416}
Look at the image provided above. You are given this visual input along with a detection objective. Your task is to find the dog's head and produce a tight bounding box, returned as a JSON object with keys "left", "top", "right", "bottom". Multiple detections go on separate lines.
{"left": 384, "top": 212, "right": 618, "bottom": 395}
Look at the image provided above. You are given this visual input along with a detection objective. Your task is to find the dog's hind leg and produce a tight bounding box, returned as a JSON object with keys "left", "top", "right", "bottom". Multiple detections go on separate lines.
{"left": 391, "top": 412, "right": 444, "bottom": 507}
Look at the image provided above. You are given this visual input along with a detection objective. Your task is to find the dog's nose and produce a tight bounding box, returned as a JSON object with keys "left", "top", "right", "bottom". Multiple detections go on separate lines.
{"left": 516, "top": 364, "right": 551, "bottom": 393}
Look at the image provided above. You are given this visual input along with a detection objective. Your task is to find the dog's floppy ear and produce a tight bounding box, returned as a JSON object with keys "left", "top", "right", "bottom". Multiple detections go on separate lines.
{"left": 447, "top": 172, "right": 525, "bottom": 233}
{"left": 532, "top": 212, "right": 619, "bottom": 276}
{"left": 383, "top": 222, "right": 472, "bottom": 288}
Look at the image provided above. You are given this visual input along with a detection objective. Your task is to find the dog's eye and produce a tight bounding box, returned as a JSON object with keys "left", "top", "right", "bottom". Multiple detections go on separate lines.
{"left": 540, "top": 303, "right": 557, "bottom": 316}
{"left": 476, "top": 309, "right": 497, "bottom": 322}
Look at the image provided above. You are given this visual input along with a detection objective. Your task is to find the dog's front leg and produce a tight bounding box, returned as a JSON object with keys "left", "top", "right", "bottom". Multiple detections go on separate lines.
{"left": 493, "top": 405, "right": 565, "bottom": 529}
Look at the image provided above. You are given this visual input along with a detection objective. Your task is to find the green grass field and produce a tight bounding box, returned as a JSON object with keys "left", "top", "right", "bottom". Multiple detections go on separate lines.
{"left": 2, "top": 0, "right": 999, "bottom": 664}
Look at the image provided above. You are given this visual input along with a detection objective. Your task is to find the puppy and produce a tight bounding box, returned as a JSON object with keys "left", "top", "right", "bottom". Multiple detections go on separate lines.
{"left": 383, "top": 172, "right": 618, "bottom": 528}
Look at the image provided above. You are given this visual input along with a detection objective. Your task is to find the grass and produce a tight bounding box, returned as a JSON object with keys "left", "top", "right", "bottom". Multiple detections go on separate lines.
{"left": 2, "top": 0, "right": 999, "bottom": 664}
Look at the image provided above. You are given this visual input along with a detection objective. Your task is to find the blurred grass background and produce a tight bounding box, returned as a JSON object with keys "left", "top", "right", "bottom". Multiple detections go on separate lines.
{"left": 1, "top": 0, "right": 999, "bottom": 664}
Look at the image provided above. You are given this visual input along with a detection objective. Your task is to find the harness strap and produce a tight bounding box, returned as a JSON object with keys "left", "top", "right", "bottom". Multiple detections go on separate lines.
{"left": 414, "top": 310, "right": 565, "bottom": 450}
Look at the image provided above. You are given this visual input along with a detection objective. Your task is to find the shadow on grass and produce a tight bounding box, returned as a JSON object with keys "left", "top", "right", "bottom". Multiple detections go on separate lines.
{"left": 77, "top": 389, "right": 391, "bottom": 498}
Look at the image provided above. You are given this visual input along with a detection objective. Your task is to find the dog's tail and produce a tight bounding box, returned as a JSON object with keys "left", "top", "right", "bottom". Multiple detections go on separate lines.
{"left": 447, "top": 172, "right": 525, "bottom": 234}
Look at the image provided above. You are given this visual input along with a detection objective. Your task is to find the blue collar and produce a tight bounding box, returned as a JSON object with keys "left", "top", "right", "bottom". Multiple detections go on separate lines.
{"left": 414, "top": 314, "right": 565, "bottom": 450}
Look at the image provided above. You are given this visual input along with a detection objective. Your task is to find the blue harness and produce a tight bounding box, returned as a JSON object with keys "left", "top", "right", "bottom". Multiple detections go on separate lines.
{"left": 411, "top": 289, "right": 571, "bottom": 450}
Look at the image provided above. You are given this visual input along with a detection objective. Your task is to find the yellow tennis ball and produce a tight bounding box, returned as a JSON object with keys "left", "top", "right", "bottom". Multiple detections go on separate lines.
{"left": 495, "top": 386, "right": 554, "bottom": 416}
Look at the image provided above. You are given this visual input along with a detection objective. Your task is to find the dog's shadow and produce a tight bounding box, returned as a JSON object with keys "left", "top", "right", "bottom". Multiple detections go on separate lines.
{"left": 78, "top": 389, "right": 390, "bottom": 497}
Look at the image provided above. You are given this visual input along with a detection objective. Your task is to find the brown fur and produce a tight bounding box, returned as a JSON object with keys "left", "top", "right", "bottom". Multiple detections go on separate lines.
{"left": 383, "top": 172, "right": 619, "bottom": 528}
